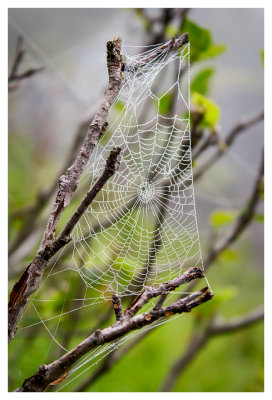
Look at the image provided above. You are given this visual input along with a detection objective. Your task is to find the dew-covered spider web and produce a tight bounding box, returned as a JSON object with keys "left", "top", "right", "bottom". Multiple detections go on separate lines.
{"left": 72, "top": 40, "right": 203, "bottom": 299}
{"left": 19, "top": 39, "right": 207, "bottom": 391}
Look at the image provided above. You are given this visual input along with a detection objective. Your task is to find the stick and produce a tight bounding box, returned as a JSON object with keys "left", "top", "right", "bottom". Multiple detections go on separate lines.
{"left": 160, "top": 306, "right": 264, "bottom": 391}
{"left": 8, "top": 142, "right": 122, "bottom": 343}
{"left": 14, "top": 267, "right": 211, "bottom": 392}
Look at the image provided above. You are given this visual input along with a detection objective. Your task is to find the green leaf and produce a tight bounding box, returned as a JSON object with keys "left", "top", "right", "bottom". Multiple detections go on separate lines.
{"left": 156, "top": 92, "right": 173, "bottom": 115}
{"left": 191, "top": 92, "right": 220, "bottom": 128}
{"left": 181, "top": 18, "right": 226, "bottom": 62}
{"left": 199, "top": 43, "right": 226, "bottom": 60}
{"left": 191, "top": 68, "right": 214, "bottom": 95}
{"left": 210, "top": 209, "right": 237, "bottom": 228}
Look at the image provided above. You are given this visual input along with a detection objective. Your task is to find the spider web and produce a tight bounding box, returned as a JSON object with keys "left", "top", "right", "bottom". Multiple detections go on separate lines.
{"left": 19, "top": 40, "right": 206, "bottom": 390}
{"left": 71, "top": 40, "right": 203, "bottom": 301}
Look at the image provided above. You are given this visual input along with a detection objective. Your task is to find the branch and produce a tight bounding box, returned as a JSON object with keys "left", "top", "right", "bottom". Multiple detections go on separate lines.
{"left": 14, "top": 266, "right": 212, "bottom": 391}
{"left": 8, "top": 143, "right": 122, "bottom": 343}
{"left": 194, "top": 111, "right": 264, "bottom": 180}
{"left": 8, "top": 114, "right": 92, "bottom": 257}
{"left": 8, "top": 35, "right": 43, "bottom": 92}
{"left": 41, "top": 37, "right": 123, "bottom": 249}
{"left": 112, "top": 293, "right": 124, "bottom": 322}
{"left": 75, "top": 328, "right": 153, "bottom": 391}
{"left": 124, "top": 33, "right": 189, "bottom": 72}
{"left": 160, "top": 306, "right": 264, "bottom": 391}
{"left": 204, "top": 149, "right": 264, "bottom": 267}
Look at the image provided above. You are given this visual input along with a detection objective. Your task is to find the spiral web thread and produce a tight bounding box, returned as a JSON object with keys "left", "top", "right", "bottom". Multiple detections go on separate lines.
{"left": 21, "top": 40, "right": 207, "bottom": 390}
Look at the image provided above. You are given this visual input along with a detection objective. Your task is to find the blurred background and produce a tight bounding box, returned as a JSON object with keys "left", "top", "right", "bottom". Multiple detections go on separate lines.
{"left": 8, "top": 8, "right": 264, "bottom": 392}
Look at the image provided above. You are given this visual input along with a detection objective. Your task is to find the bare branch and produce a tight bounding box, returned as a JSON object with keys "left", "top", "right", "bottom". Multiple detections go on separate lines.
{"left": 8, "top": 35, "right": 43, "bottom": 92}
{"left": 124, "top": 33, "right": 189, "bottom": 72}
{"left": 161, "top": 306, "right": 264, "bottom": 391}
{"left": 210, "top": 306, "right": 264, "bottom": 335}
{"left": 194, "top": 111, "right": 264, "bottom": 180}
{"left": 8, "top": 116, "right": 92, "bottom": 257}
{"left": 204, "top": 149, "right": 264, "bottom": 267}
{"left": 125, "top": 267, "right": 205, "bottom": 318}
{"left": 8, "top": 141, "right": 122, "bottom": 343}
{"left": 14, "top": 267, "right": 211, "bottom": 392}
{"left": 41, "top": 37, "right": 123, "bottom": 249}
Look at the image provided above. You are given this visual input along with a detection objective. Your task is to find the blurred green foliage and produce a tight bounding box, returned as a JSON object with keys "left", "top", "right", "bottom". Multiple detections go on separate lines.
{"left": 191, "top": 67, "right": 214, "bottom": 95}
{"left": 181, "top": 18, "right": 226, "bottom": 62}
{"left": 192, "top": 92, "right": 220, "bottom": 128}
{"left": 210, "top": 209, "right": 237, "bottom": 228}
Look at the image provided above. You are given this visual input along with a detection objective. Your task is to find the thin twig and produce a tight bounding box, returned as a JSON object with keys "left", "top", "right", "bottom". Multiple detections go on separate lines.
{"left": 8, "top": 116, "right": 92, "bottom": 257}
{"left": 204, "top": 149, "right": 264, "bottom": 267}
{"left": 8, "top": 127, "right": 122, "bottom": 343}
{"left": 8, "top": 35, "right": 43, "bottom": 92}
{"left": 194, "top": 111, "right": 264, "bottom": 180}
{"left": 14, "top": 267, "right": 212, "bottom": 392}
{"left": 160, "top": 306, "right": 264, "bottom": 391}
{"left": 112, "top": 294, "right": 124, "bottom": 322}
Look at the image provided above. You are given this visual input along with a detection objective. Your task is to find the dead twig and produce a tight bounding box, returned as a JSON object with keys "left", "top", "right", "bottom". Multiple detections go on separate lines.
{"left": 8, "top": 137, "right": 122, "bottom": 342}
{"left": 8, "top": 35, "right": 43, "bottom": 92}
{"left": 15, "top": 266, "right": 212, "bottom": 392}
{"left": 194, "top": 111, "right": 264, "bottom": 180}
{"left": 160, "top": 306, "right": 264, "bottom": 391}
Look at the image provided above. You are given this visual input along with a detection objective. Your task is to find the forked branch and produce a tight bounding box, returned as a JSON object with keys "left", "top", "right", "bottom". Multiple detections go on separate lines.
{"left": 8, "top": 146, "right": 122, "bottom": 343}
{"left": 15, "top": 266, "right": 212, "bottom": 392}
{"left": 161, "top": 306, "right": 264, "bottom": 391}
{"left": 8, "top": 35, "right": 44, "bottom": 92}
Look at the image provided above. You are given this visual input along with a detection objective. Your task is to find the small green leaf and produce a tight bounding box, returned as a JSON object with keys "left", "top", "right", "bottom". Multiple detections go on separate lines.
{"left": 181, "top": 18, "right": 226, "bottom": 62}
{"left": 199, "top": 43, "right": 227, "bottom": 60}
{"left": 210, "top": 209, "right": 237, "bottom": 228}
{"left": 191, "top": 68, "right": 214, "bottom": 95}
{"left": 192, "top": 92, "right": 220, "bottom": 128}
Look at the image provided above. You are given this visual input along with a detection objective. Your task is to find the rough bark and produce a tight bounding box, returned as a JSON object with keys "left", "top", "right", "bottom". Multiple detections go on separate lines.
{"left": 8, "top": 43, "right": 123, "bottom": 342}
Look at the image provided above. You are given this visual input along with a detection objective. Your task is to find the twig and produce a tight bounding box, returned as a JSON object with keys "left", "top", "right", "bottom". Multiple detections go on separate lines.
{"left": 8, "top": 116, "right": 92, "bottom": 257}
{"left": 14, "top": 267, "right": 212, "bottom": 391}
{"left": 112, "top": 294, "right": 124, "bottom": 322}
{"left": 194, "top": 111, "right": 264, "bottom": 180}
{"left": 8, "top": 35, "right": 43, "bottom": 92}
{"left": 124, "top": 33, "right": 189, "bottom": 72}
{"left": 160, "top": 306, "right": 264, "bottom": 391}
{"left": 8, "top": 142, "right": 122, "bottom": 343}
{"left": 41, "top": 37, "right": 123, "bottom": 250}
{"left": 49, "top": 147, "right": 121, "bottom": 255}
{"left": 203, "top": 149, "right": 264, "bottom": 267}
{"left": 125, "top": 267, "right": 205, "bottom": 318}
